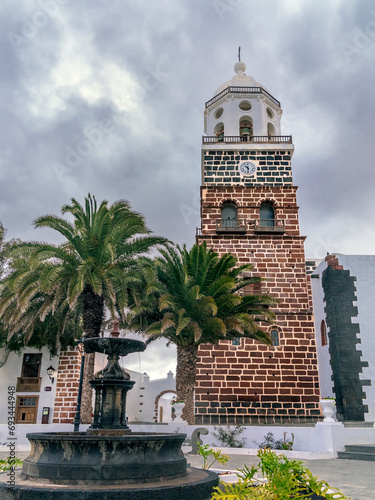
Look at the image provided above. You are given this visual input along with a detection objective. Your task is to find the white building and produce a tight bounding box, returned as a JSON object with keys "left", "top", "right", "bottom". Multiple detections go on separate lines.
{"left": 0, "top": 345, "right": 176, "bottom": 446}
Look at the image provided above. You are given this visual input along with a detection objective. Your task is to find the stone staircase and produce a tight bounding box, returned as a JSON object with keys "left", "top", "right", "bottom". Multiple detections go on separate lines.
{"left": 338, "top": 444, "right": 375, "bottom": 461}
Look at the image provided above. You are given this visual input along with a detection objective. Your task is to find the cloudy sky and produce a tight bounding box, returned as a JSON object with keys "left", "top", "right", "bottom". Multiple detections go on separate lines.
{"left": 1, "top": 0, "right": 374, "bottom": 377}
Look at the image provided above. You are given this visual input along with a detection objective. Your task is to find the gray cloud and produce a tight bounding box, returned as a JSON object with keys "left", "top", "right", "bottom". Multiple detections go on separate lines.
{"left": 1, "top": 0, "right": 375, "bottom": 376}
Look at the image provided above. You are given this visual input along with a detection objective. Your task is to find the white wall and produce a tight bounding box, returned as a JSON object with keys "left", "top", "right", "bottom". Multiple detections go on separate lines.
{"left": 310, "top": 260, "right": 334, "bottom": 398}
{"left": 0, "top": 347, "right": 58, "bottom": 426}
{"left": 135, "top": 371, "right": 176, "bottom": 422}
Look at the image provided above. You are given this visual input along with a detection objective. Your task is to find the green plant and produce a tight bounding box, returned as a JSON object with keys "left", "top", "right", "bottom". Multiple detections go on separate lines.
{"left": 281, "top": 432, "right": 294, "bottom": 450}
{"left": 210, "top": 448, "right": 350, "bottom": 500}
{"left": 235, "top": 463, "right": 259, "bottom": 482}
{"left": 299, "top": 468, "right": 347, "bottom": 500}
{"left": 254, "top": 432, "right": 294, "bottom": 451}
{"left": 197, "top": 443, "right": 230, "bottom": 470}
{"left": 0, "top": 457, "right": 23, "bottom": 472}
{"left": 213, "top": 425, "right": 246, "bottom": 448}
{"left": 212, "top": 479, "right": 274, "bottom": 499}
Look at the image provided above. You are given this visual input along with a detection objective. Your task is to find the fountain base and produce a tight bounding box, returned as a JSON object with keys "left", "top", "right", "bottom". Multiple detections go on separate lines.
{"left": 21, "top": 432, "right": 189, "bottom": 482}
{"left": 0, "top": 431, "right": 219, "bottom": 499}
{"left": 1, "top": 467, "right": 218, "bottom": 500}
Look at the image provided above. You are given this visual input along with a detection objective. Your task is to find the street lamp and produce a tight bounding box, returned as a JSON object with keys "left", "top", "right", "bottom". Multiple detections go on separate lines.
{"left": 73, "top": 339, "right": 86, "bottom": 432}
{"left": 46, "top": 365, "right": 56, "bottom": 383}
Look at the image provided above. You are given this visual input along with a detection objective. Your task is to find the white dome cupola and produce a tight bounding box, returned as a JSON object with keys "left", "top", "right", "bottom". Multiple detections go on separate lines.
{"left": 204, "top": 60, "right": 283, "bottom": 140}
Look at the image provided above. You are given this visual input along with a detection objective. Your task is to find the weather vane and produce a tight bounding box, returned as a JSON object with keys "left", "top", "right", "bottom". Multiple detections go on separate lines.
{"left": 238, "top": 46, "right": 241, "bottom": 62}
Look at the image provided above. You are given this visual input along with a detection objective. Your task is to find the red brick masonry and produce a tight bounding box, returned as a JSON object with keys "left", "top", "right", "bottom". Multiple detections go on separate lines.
{"left": 52, "top": 347, "right": 81, "bottom": 424}
{"left": 196, "top": 183, "right": 321, "bottom": 424}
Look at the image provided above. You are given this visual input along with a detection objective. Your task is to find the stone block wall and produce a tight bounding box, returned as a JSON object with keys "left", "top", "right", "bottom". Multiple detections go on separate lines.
{"left": 322, "top": 257, "right": 370, "bottom": 421}
{"left": 52, "top": 347, "right": 81, "bottom": 424}
{"left": 202, "top": 149, "right": 293, "bottom": 186}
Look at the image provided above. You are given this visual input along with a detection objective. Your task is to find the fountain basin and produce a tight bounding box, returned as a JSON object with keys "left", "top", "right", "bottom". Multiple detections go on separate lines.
{"left": 22, "top": 432, "right": 188, "bottom": 483}
{"left": 1, "top": 467, "right": 218, "bottom": 500}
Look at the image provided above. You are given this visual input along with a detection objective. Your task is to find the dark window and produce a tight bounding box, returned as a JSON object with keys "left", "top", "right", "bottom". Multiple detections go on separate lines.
{"left": 22, "top": 353, "right": 42, "bottom": 378}
{"left": 271, "top": 330, "right": 279, "bottom": 346}
{"left": 260, "top": 202, "right": 275, "bottom": 228}
{"left": 232, "top": 337, "right": 240, "bottom": 346}
{"left": 221, "top": 203, "right": 237, "bottom": 228}
{"left": 321, "top": 320, "right": 327, "bottom": 346}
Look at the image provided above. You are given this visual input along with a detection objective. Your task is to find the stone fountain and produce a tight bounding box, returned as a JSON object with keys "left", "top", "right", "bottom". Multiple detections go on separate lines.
{"left": 0, "top": 330, "right": 218, "bottom": 499}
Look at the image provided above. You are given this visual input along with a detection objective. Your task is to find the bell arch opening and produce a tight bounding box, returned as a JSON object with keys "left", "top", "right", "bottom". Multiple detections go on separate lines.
{"left": 267, "top": 122, "right": 276, "bottom": 137}
{"left": 214, "top": 122, "right": 224, "bottom": 141}
{"left": 240, "top": 117, "right": 253, "bottom": 141}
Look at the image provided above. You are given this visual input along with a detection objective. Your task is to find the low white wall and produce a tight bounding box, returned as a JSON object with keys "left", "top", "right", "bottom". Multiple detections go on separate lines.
{"left": 158, "top": 422, "right": 349, "bottom": 458}
{"left": 344, "top": 426, "right": 375, "bottom": 445}
{"left": 3, "top": 421, "right": 373, "bottom": 458}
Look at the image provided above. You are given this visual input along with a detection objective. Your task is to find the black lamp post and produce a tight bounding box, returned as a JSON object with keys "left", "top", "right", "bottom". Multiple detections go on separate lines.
{"left": 73, "top": 339, "right": 85, "bottom": 432}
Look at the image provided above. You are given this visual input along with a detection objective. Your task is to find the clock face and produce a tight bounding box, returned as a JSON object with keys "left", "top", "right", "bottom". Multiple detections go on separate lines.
{"left": 238, "top": 161, "right": 257, "bottom": 176}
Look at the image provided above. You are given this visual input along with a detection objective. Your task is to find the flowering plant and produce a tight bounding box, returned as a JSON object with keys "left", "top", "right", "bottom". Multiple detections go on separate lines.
{"left": 171, "top": 399, "right": 184, "bottom": 406}
{"left": 321, "top": 396, "right": 336, "bottom": 401}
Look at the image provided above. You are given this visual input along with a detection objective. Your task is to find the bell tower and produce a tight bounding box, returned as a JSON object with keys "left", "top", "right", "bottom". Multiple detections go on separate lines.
{"left": 195, "top": 60, "right": 321, "bottom": 425}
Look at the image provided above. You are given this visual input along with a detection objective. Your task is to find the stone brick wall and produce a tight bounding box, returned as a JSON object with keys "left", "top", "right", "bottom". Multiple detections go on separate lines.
{"left": 196, "top": 184, "right": 321, "bottom": 424}
{"left": 201, "top": 185, "right": 301, "bottom": 237}
{"left": 195, "top": 313, "right": 320, "bottom": 424}
{"left": 203, "top": 149, "right": 293, "bottom": 186}
{"left": 52, "top": 347, "right": 81, "bottom": 424}
{"left": 322, "top": 256, "right": 370, "bottom": 421}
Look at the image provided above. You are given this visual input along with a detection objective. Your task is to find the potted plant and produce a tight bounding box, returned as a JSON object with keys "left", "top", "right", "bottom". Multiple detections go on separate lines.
{"left": 319, "top": 397, "right": 337, "bottom": 423}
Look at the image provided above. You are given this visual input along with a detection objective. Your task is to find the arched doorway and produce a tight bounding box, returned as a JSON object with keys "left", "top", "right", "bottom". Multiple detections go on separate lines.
{"left": 154, "top": 390, "right": 177, "bottom": 423}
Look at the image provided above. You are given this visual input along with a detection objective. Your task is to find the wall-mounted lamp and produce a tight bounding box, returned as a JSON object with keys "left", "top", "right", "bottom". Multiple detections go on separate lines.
{"left": 46, "top": 365, "right": 56, "bottom": 384}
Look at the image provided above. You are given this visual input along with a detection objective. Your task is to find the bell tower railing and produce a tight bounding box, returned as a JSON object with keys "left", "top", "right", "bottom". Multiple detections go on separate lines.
{"left": 205, "top": 85, "right": 281, "bottom": 108}
{"left": 203, "top": 135, "right": 292, "bottom": 144}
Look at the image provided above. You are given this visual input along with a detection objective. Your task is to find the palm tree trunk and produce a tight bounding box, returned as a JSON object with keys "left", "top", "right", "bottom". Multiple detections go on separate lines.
{"left": 0, "top": 349, "right": 10, "bottom": 368}
{"left": 176, "top": 344, "right": 198, "bottom": 424}
{"left": 80, "top": 285, "right": 104, "bottom": 424}
{"left": 80, "top": 352, "right": 95, "bottom": 424}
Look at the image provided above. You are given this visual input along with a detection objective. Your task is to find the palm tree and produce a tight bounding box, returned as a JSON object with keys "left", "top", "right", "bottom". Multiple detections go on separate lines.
{"left": 127, "top": 242, "right": 276, "bottom": 424}
{"left": 0, "top": 194, "right": 166, "bottom": 422}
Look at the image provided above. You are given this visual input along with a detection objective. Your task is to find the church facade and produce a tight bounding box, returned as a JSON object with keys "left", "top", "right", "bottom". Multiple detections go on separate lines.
{"left": 195, "top": 60, "right": 321, "bottom": 425}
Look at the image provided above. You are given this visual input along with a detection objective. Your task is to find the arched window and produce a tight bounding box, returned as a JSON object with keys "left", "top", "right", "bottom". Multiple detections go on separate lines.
{"left": 321, "top": 320, "right": 327, "bottom": 346}
{"left": 221, "top": 202, "right": 237, "bottom": 229}
{"left": 270, "top": 330, "right": 279, "bottom": 346}
{"left": 267, "top": 122, "right": 276, "bottom": 137}
{"left": 214, "top": 122, "right": 224, "bottom": 142}
{"left": 239, "top": 117, "right": 253, "bottom": 141}
{"left": 260, "top": 202, "right": 275, "bottom": 228}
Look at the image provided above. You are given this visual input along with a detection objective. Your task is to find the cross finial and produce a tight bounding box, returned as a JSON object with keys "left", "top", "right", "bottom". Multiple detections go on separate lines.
{"left": 238, "top": 46, "right": 241, "bottom": 62}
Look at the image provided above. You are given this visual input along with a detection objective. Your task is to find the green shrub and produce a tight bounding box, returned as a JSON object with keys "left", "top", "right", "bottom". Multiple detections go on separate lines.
{"left": 209, "top": 447, "right": 349, "bottom": 500}
{"left": 254, "top": 431, "right": 294, "bottom": 451}
{"left": 212, "top": 425, "right": 246, "bottom": 448}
